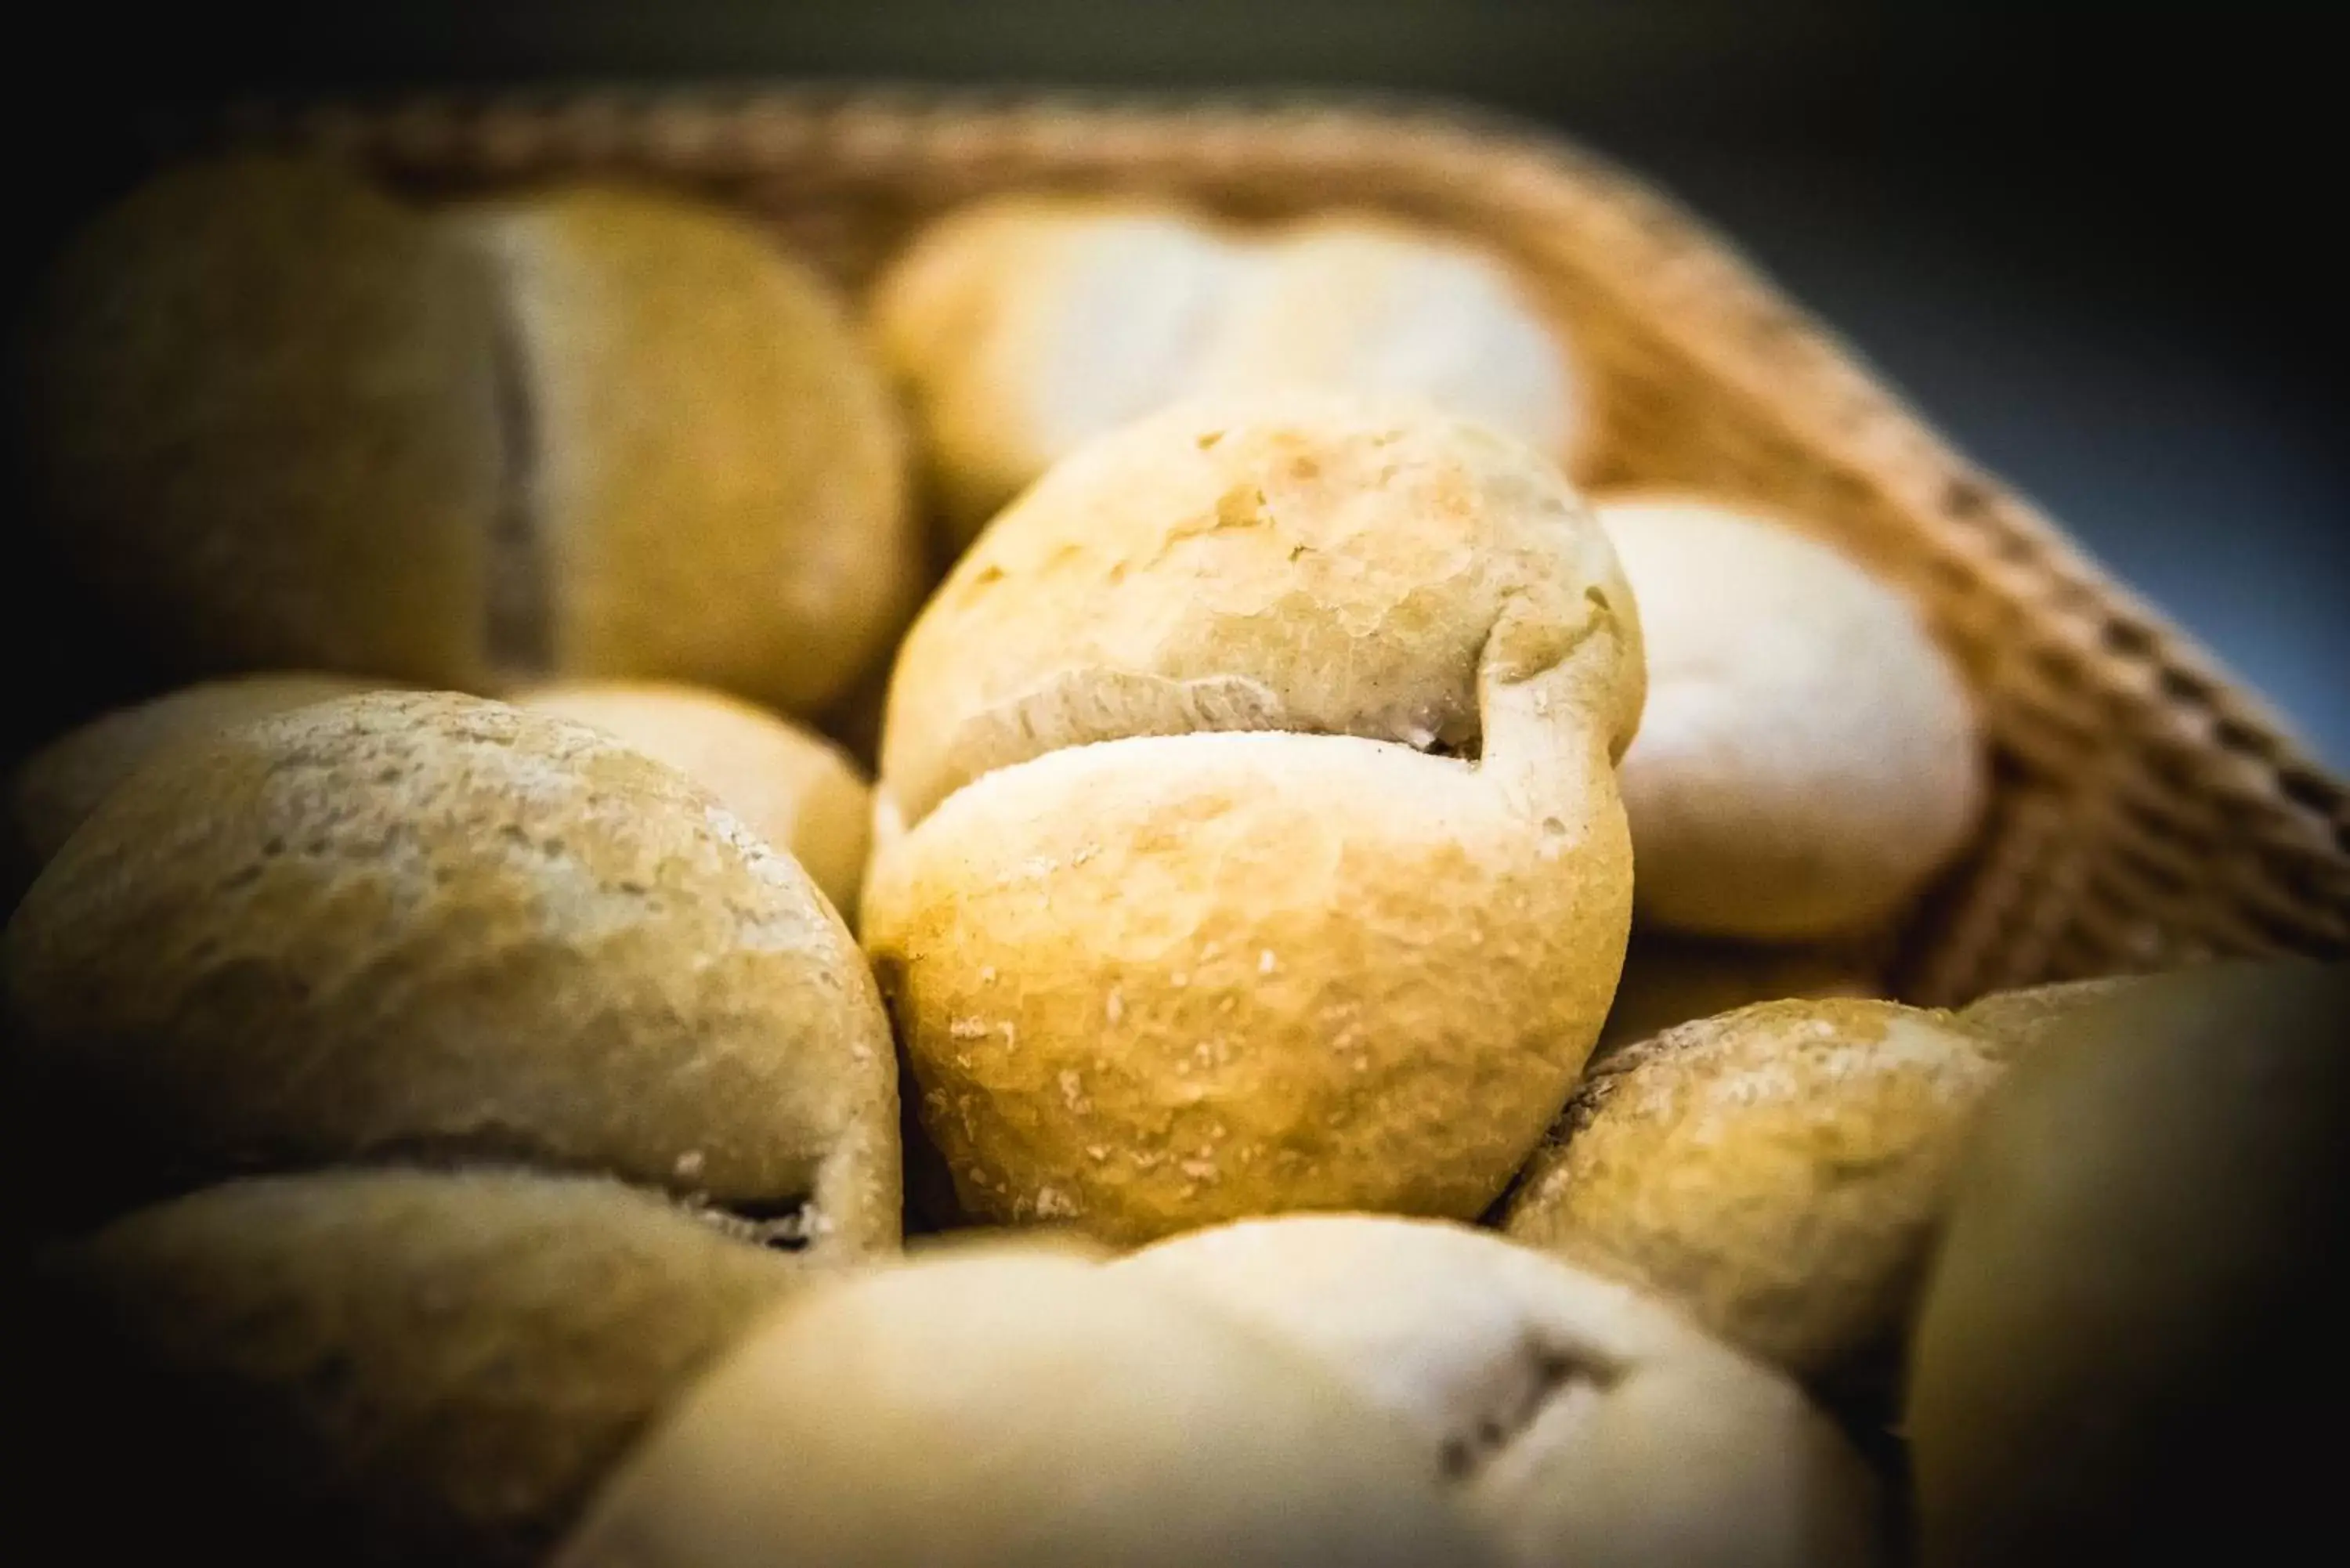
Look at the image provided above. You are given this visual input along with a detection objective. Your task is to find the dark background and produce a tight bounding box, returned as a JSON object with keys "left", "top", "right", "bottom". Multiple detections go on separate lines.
{"left": 12, "top": 1, "right": 2347, "bottom": 764}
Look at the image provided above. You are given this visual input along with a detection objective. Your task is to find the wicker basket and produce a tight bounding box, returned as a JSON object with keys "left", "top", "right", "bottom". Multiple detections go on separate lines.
{"left": 156, "top": 86, "right": 2348, "bottom": 1005}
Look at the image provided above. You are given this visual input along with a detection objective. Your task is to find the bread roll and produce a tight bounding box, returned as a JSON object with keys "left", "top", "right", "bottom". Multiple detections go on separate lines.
{"left": 16, "top": 155, "right": 504, "bottom": 683}
{"left": 1123, "top": 1215, "right": 1881, "bottom": 1568}
{"left": 20, "top": 161, "right": 916, "bottom": 715}
{"left": 10, "top": 673, "right": 391, "bottom": 872}
{"left": 1909, "top": 960, "right": 2350, "bottom": 1565}
{"left": 1501, "top": 999, "right": 2001, "bottom": 1378}
{"left": 1600, "top": 930, "right": 1875, "bottom": 1052}
{"left": 873, "top": 196, "right": 1585, "bottom": 542}
{"left": 27, "top": 1169, "right": 808, "bottom": 1567}
{"left": 1597, "top": 495, "right": 1984, "bottom": 939}
{"left": 450, "top": 186, "right": 916, "bottom": 712}
{"left": 4, "top": 691, "right": 898, "bottom": 1245}
{"left": 512, "top": 680, "right": 872, "bottom": 926}
{"left": 1950, "top": 973, "right": 2142, "bottom": 1058}
{"left": 556, "top": 1245, "right": 1504, "bottom": 1568}
{"left": 864, "top": 394, "right": 1643, "bottom": 1243}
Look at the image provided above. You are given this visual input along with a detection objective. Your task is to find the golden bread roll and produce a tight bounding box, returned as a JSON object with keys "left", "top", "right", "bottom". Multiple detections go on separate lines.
{"left": 16, "top": 155, "right": 505, "bottom": 684}
{"left": 449, "top": 186, "right": 916, "bottom": 712}
{"left": 10, "top": 672, "right": 392, "bottom": 871}
{"left": 1597, "top": 495, "right": 1985, "bottom": 940}
{"left": 872, "top": 195, "right": 1585, "bottom": 542}
{"left": 1501, "top": 999, "right": 2001, "bottom": 1378}
{"left": 27, "top": 1169, "right": 808, "bottom": 1567}
{"left": 20, "top": 161, "right": 915, "bottom": 715}
{"left": 556, "top": 1245, "right": 1504, "bottom": 1568}
{"left": 1122, "top": 1214, "right": 1881, "bottom": 1568}
{"left": 863, "top": 394, "right": 1643, "bottom": 1243}
{"left": 5, "top": 691, "right": 899, "bottom": 1245}
{"left": 1600, "top": 930, "right": 1876, "bottom": 1051}
{"left": 511, "top": 680, "right": 872, "bottom": 926}
{"left": 1909, "top": 960, "right": 2350, "bottom": 1566}
{"left": 1949, "top": 973, "right": 2142, "bottom": 1058}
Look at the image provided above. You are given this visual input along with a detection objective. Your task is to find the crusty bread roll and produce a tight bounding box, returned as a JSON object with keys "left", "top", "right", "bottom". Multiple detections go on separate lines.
{"left": 1596, "top": 494, "right": 1985, "bottom": 940}
{"left": 1950, "top": 973, "right": 2142, "bottom": 1058}
{"left": 20, "top": 160, "right": 916, "bottom": 715}
{"left": 16, "top": 156, "right": 505, "bottom": 684}
{"left": 862, "top": 394, "right": 1643, "bottom": 1243}
{"left": 1501, "top": 999, "right": 2001, "bottom": 1378}
{"left": 449, "top": 186, "right": 916, "bottom": 712}
{"left": 873, "top": 195, "right": 1585, "bottom": 542}
{"left": 27, "top": 1169, "right": 808, "bottom": 1567}
{"left": 511, "top": 680, "right": 872, "bottom": 926}
{"left": 4, "top": 692, "right": 899, "bottom": 1247}
{"left": 1600, "top": 930, "right": 1875, "bottom": 1052}
{"left": 1122, "top": 1215, "right": 1881, "bottom": 1568}
{"left": 556, "top": 1245, "right": 1504, "bottom": 1568}
{"left": 10, "top": 673, "right": 391, "bottom": 873}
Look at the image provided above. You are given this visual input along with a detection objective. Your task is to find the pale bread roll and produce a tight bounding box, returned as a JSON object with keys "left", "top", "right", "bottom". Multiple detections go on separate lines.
{"left": 512, "top": 680, "right": 872, "bottom": 926}
{"left": 10, "top": 672, "right": 392, "bottom": 872}
{"left": 1598, "top": 495, "right": 1985, "bottom": 940}
{"left": 31, "top": 1169, "right": 808, "bottom": 1567}
{"left": 1123, "top": 1214, "right": 1881, "bottom": 1568}
{"left": 872, "top": 195, "right": 1585, "bottom": 542}
{"left": 4, "top": 692, "right": 900, "bottom": 1248}
{"left": 1502, "top": 999, "right": 2002, "bottom": 1378}
{"left": 864, "top": 393, "right": 1642, "bottom": 1243}
{"left": 556, "top": 1245, "right": 1503, "bottom": 1568}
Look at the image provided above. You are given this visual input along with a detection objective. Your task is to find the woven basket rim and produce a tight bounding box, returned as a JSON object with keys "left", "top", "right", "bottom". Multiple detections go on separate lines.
{"left": 152, "top": 81, "right": 2348, "bottom": 855}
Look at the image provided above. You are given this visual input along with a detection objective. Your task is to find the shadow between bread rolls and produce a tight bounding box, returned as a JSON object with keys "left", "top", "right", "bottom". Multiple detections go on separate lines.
{"left": 861, "top": 391, "right": 1643, "bottom": 1243}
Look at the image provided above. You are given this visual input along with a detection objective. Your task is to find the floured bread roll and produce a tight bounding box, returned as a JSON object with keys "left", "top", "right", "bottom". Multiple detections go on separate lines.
{"left": 5, "top": 692, "right": 900, "bottom": 1248}
{"left": 1596, "top": 494, "right": 1985, "bottom": 940}
{"left": 19, "top": 159, "right": 916, "bottom": 715}
{"left": 1122, "top": 1215, "right": 1881, "bottom": 1568}
{"left": 28, "top": 1169, "right": 809, "bottom": 1567}
{"left": 863, "top": 393, "right": 1643, "bottom": 1243}
{"left": 1501, "top": 999, "right": 2001, "bottom": 1378}
{"left": 873, "top": 196, "right": 1585, "bottom": 541}
{"left": 556, "top": 1245, "right": 1503, "bottom": 1568}
{"left": 9, "top": 672, "right": 392, "bottom": 872}
{"left": 1950, "top": 973, "right": 2145, "bottom": 1059}
{"left": 512, "top": 680, "right": 873, "bottom": 926}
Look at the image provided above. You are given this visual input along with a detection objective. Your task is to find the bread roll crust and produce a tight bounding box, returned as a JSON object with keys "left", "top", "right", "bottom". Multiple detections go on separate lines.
{"left": 866, "top": 396, "right": 1641, "bottom": 1242}
{"left": 5, "top": 691, "right": 900, "bottom": 1248}
{"left": 1502, "top": 998, "right": 2001, "bottom": 1377}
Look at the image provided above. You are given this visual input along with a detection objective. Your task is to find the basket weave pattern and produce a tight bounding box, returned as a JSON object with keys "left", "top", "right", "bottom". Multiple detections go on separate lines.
{"left": 161, "top": 88, "right": 2350, "bottom": 1004}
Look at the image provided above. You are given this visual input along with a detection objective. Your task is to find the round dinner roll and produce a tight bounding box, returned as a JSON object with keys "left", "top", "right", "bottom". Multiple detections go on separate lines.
{"left": 26, "top": 1169, "right": 810, "bottom": 1568}
{"left": 1600, "top": 930, "right": 1875, "bottom": 1052}
{"left": 556, "top": 1245, "right": 1503, "bottom": 1568}
{"left": 1950, "top": 972, "right": 2144, "bottom": 1059}
{"left": 447, "top": 185, "right": 916, "bottom": 713}
{"left": 1121, "top": 1215, "right": 1881, "bottom": 1568}
{"left": 872, "top": 195, "right": 1585, "bottom": 542}
{"left": 9, "top": 673, "right": 392, "bottom": 873}
{"left": 20, "top": 160, "right": 916, "bottom": 715}
{"left": 512, "top": 681, "right": 873, "bottom": 926}
{"left": 862, "top": 393, "right": 1643, "bottom": 1243}
{"left": 4, "top": 691, "right": 899, "bottom": 1246}
{"left": 1909, "top": 960, "right": 2350, "bottom": 1566}
{"left": 1501, "top": 999, "right": 2002, "bottom": 1378}
{"left": 16, "top": 155, "right": 505, "bottom": 685}
{"left": 1597, "top": 494, "right": 1985, "bottom": 940}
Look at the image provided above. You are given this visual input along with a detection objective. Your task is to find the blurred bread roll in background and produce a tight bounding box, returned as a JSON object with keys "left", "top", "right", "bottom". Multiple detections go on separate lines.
{"left": 9, "top": 672, "right": 391, "bottom": 875}
{"left": 863, "top": 394, "right": 1642, "bottom": 1243}
{"left": 557, "top": 1245, "right": 1503, "bottom": 1568}
{"left": 1502, "top": 999, "right": 2002, "bottom": 1379}
{"left": 5, "top": 692, "right": 901, "bottom": 1248}
{"left": 27, "top": 1169, "right": 810, "bottom": 1567}
{"left": 873, "top": 196, "right": 1585, "bottom": 542}
{"left": 16, "top": 159, "right": 916, "bottom": 715}
{"left": 1596, "top": 495, "right": 1984, "bottom": 940}
{"left": 1122, "top": 1214, "right": 1881, "bottom": 1568}
{"left": 512, "top": 681, "right": 872, "bottom": 926}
